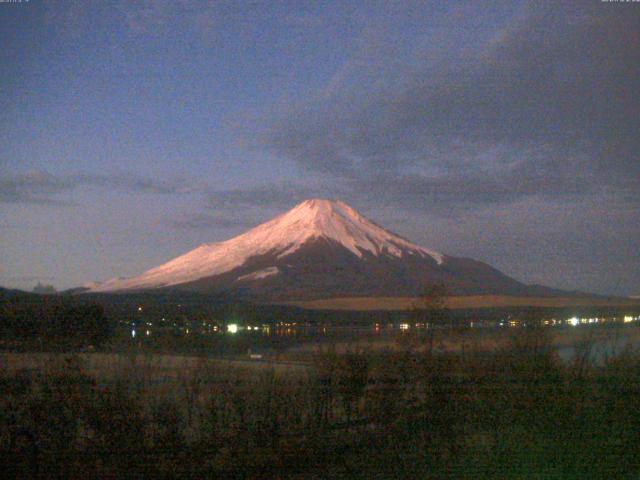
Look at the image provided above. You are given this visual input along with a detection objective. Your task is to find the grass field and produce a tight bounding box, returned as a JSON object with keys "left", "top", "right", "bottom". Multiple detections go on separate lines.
{"left": 4, "top": 324, "right": 640, "bottom": 478}
{"left": 0, "top": 351, "right": 310, "bottom": 379}
{"left": 281, "top": 295, "right": 640, "bottom": 310}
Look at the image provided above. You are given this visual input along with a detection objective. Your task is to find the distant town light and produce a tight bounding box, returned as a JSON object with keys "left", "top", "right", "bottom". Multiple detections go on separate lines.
{"left": 228, "top": 323, "right": 238, "bottom": 334}
{"left": 568, "top": 317, "right": 579, "bottom": 327}
{"left": 146, "top": 329, "right": 150, "bottom": 336}
{"left": 624, "top": 316, "right": 633, "bottom": 323}
{"left": 137, "top": 306, "right": 143, "bottom": 312}
{"left": 131, "top": 329, "right": 136, "bottom": 338}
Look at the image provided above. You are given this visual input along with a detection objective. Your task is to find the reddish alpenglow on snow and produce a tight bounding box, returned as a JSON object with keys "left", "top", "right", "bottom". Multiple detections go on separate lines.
{"left": 89, "top": 199, "right": 443, "bottom": 291}
{"left": 89, "top": 199, "right": 572, "bottom": 301}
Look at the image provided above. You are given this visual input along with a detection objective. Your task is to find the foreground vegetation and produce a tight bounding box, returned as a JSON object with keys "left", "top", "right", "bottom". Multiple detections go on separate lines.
{"left": 2, "top": 326, "right": 640, "bottom": 478}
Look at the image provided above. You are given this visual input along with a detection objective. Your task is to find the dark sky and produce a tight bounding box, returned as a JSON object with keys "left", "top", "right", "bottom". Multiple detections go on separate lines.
{"left": 1, "top": 1, "right": 638, "bottom": 295}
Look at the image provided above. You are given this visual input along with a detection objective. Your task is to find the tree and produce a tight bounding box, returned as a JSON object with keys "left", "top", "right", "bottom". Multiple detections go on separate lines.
{"left": 32, "top": 282, "right": 56, "bottom": 294}
{"left": 335, "top": 351, "right": 369, "bottom": 428}
{"left": 80, "top": 304, "right": 113, "bottom": 347}
{"left": 413, "top": 283, "right": 449, "bottom": 353}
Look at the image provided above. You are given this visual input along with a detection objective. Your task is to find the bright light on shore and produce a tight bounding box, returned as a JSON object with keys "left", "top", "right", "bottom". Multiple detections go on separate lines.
{"left": 227, "top": 323, "right": 238, "bottom": 334}
{"left": 568, "top": 317, "right": 579, "bottom": 327}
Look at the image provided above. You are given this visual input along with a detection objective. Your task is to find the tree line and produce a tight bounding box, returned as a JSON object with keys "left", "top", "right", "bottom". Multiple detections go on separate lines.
{"left": 0, "top": 295, "right": 112, "bottom": 348}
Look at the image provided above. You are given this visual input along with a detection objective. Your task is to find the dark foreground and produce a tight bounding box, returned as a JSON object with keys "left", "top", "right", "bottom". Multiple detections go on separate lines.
{"left": 2, "top": 327, "right": 640, "bottom": 479}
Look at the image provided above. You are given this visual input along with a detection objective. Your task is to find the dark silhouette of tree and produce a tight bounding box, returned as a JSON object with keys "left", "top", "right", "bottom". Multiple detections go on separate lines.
{"left": 32, "top": 282, "right": 57, "bottom": 294}
{"left": 0, "top": 297, "right": 112, "bottom": 347}
{"left": 413, "top": 283, "right": 449, "bottom": 353}
{"left": 336, "top": 351, "right": 369, "bottom": 428}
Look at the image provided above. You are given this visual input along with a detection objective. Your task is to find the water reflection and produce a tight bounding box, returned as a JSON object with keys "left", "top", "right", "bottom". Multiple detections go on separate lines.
{"left": 123, "top": 313, "right": 640, "bottom": 339}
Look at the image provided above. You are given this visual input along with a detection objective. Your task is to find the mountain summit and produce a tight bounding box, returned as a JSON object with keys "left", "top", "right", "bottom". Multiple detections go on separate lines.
{"left": 90, "top": 199, "right": 560, "bottom": 299}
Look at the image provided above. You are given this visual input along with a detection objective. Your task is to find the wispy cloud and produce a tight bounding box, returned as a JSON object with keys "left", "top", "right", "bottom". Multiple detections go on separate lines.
{"left": 169, "top": 212, "right": 256, "bottom": 231}
{"left": 168, "top": 183, "right": 321, "bottom": 231}
{"left": 205, "top": 183, "right": 319, "bottom": 210}
{"left": 76, "top": 173, "right": 197, "bottom": 195}
{"left": 0, "top": 171, "right": 75, "bottom": 205}
{"left": 0, "top": 170, "right": 197, "bottom": 205}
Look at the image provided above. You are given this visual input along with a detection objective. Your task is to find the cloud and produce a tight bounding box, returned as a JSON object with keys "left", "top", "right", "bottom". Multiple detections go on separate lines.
{"left": 0, "top": 170, "right": 196, "bottom": 205}
{"left": 260, "top": 2, "right": 640, "bottom": 211}
{"left": 169, "top": 212, "right": 255, "bottom": 231}
{"left": 166, "top": 183, "right": 321, "bottom": 231}
{"left": 0, "top": 171, "right": 75, "bottom": 205}
{"left": 75, "top": 173, "right": 197, "bottom": 195}
{"left": 205, "top": 183, "right": 319, "bottom": 210}
{"left": 345, "top": 145, "right": 621, "bottom": 215}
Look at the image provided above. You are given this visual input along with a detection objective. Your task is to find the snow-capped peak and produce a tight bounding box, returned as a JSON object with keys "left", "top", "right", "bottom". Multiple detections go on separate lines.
{"left": 270, "top": 199, "right": 443, "bottom": 261}
{"left": 90, "top": 199, "right": 444, "bottom": 292}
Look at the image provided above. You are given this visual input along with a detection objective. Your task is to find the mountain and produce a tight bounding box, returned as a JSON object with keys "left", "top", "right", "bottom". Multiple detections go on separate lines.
{"left": 89, "top": 199, "right": 567, "bottom": 300}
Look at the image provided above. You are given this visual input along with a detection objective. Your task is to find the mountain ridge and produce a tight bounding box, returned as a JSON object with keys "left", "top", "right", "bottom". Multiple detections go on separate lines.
{"left": 88, "top": 199, "right": 576, "bottom": 300}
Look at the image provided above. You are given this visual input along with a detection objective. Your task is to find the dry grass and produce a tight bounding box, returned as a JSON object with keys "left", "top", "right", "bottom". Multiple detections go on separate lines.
{"left": 4, "top": 327, "right": 640, "bottom": 478}
{"left": 280, "top": 295, "right": 640, "bottom": 311}
{"left": 0, "top": 352, "right": 310, "bottom": 380}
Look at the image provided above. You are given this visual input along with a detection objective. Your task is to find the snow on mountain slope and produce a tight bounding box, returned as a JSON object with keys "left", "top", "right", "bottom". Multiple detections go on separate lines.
{"left": 90, "top": 199, "right": 444, "bottom": 292}
{"left": 236, "top": 266, "right": 280, "bottom": 282}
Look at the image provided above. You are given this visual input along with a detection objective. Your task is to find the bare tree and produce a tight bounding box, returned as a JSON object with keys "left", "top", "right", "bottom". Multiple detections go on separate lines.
{"left": 413, "top": 283, "right": 449, "bottom": 354}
